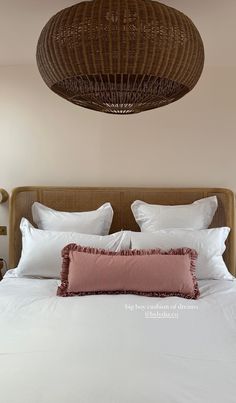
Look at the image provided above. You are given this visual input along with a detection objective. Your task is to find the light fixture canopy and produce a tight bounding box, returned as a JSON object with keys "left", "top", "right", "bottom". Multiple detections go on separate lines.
{"left": 36, "top": 0, "right": 204, "bottom": 114}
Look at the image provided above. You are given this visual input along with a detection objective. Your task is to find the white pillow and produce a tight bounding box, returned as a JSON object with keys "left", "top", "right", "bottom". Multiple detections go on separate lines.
{"left": 15, "top": 218, "right": 131, "bottom": 278}
{"left": 131, "top": 196, "right": 218, "bottom": 231}
{"left": 131, "top": 228, "right": 233, "bottom": 280}
{"left": 32, "top": 202, "right": 113, "bottom": 235}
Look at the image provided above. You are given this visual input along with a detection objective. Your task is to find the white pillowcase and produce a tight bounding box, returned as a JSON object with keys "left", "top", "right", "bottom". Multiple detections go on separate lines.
{"left": 131, "top": 228, "right": 232, "bottom": 280}
{"left": 15, "top": 218, "right": 131, "bottom": 279}
{"left": 131, "top": 196, "right": 218, "bottom": 231}
{"left": 32, "top": 202, "right": 113, "bottom": 235}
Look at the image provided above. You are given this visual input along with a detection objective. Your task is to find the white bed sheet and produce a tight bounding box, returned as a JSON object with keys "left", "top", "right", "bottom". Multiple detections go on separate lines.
{"left": 0, "top": 276, "right": 236, "bottom": 403}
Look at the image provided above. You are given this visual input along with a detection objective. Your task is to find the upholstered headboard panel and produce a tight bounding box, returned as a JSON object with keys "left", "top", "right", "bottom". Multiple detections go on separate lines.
{"left": 9, "top": 187, "right": 235, "bottom": 274}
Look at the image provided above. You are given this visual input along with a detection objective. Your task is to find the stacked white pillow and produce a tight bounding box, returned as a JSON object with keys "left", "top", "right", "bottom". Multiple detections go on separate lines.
{"left": 131, "top": 196, "right": 218, "bottom": 231}
{"left": 131, "top": 228, "right": 232, "bottom": 280}
{"left": 14, "top": 201, "right": 129, "bottom": 278}
{"left": 15, "top": 218, "right": 131, "bottom": 279}
{"left": 131, "top": 195, "right": 233, "bottom": 280}
{"left": 32, "top": 201, "right": 113, "bottom": 235}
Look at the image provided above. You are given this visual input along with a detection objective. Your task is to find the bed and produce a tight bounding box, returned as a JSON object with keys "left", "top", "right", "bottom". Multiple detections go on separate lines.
{"left": 0, "top": 186, "right": 236, "bottom": 403}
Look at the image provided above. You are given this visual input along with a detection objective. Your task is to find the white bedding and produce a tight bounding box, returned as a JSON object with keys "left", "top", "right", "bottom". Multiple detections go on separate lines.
{"left": 0, "top": 276, "right": 236, "bottom": 403}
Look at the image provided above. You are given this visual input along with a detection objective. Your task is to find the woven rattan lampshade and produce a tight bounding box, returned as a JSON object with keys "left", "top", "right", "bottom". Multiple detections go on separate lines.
{"left": 36, "top": 0, "right": 204, "bottom": 114}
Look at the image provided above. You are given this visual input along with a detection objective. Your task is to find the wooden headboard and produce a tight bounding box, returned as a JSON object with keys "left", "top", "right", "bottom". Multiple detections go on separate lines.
{"left": 9, "top": 187, "right": 235, "bottom": 275}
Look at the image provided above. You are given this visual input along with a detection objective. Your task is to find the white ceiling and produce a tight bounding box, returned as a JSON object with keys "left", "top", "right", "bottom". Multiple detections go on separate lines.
{"left": 0, "top": 0, "right": 235, "bottom": 66}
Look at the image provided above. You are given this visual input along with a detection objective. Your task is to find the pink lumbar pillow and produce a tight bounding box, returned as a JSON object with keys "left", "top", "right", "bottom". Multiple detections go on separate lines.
{"left": 58, "top": 245, "right": 199, "bottom": 299}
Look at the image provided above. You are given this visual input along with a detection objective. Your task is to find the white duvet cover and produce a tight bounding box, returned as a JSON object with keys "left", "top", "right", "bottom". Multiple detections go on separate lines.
{"left": 0, "top": 276, "right": 236, "bottom": 403}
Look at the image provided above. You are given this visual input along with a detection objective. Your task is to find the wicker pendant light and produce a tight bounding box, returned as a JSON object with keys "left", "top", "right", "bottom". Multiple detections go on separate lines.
{"left": 36, "top": 0, "right": 204, "bottom": 114}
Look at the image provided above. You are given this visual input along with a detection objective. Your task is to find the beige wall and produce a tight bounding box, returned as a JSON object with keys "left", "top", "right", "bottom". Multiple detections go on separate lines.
{"left": 0, "top": 64, "right": 236, "bottom": 261}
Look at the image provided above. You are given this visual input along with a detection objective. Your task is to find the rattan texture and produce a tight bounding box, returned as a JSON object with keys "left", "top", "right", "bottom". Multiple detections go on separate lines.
{"left": 36, "top": 0, "right": 205, "bottom": 114}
